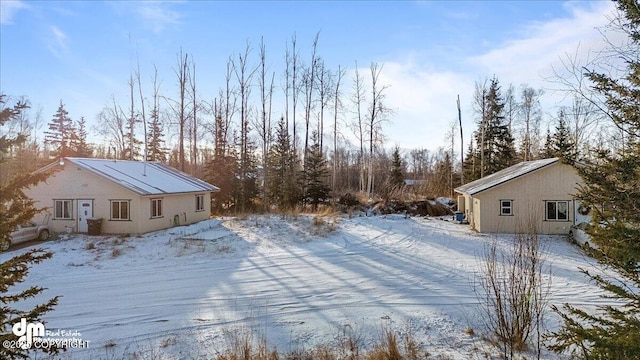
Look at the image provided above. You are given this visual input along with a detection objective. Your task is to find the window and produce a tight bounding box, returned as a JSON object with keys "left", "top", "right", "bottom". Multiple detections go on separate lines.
{"left": 195, "top": 194, "right": 205, "bottom": 212}
{"left": 111, "top": 200, "right": 130, "bottom": 220}
{"left": 546, "top": 200, "right": 569, "bottom": 221}
{"left": 54, "top": 200, "right": 73, "bottom": 219}
{"left": 151, "top": 198, "right": 163, "bottom": 218}
{"left": 500, "top": 200, "right": 513, "bottom": 216}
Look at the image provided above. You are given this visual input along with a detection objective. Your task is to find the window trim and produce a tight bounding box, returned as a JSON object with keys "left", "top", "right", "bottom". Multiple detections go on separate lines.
{"left": 195, "top": 194, "right": 205, "bottom": 212}
{"left": 545, "top": 200, "right": 570, "bottom": 222}
{"left": 499, "top": 199, "right": 513, "bottom": 216}
{"left": 151, "top": 198, "right": 163, "bottom": 219}
{"left": 53, "top": 199, "right": 73, "bottom": 220}
{"left": 110, "top": 199, "right": 131, "bottom": 221}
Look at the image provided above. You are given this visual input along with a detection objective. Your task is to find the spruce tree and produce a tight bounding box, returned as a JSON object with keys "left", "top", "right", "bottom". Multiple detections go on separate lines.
{"left": 147, "top": 108, "right": 167, "bottom": 162}
{"left": 463, "top": 139, "right": 481, "bottom": 182}
{"left": 389, "top": 146, "right": 405, "bottom": 190}
{"left": 548, "top": 1, "right": 640, "bottom": 358}
{"left": 540, "top": 128, "right": 554, "bottom": 159}
{"left": 1, "top": 95, "right": 60, "bottom": 358}
{"left": 433, "top": 151, "right": 453, "bottom": 196}
{"left": 267, "top": 117, "right": 300, "bottom": 211}
{"left": 72, "top": 117, "right": 92, "bottom": 158}
{"left": 206, "top": 147, "right": 238, "bottom": 213}
{"left": 122, "top": 112, "right": 142, "bottom": 160}
{"left": 232, "top": 132, "right": 258, "bottom": 212}
{"left": 474, "top": 77, "right": 517, "bottom": 176}
{"left": 1, "top": 250, "right": 61, "bottom": 359}
{"left": 303, "top": 133, "right": 330, "bottom": 210}
{"left": 44, "top": 101, "right": 76, "bottom": 158}
{"left": 551, "top": 109, "right": 578, "bottom": 164}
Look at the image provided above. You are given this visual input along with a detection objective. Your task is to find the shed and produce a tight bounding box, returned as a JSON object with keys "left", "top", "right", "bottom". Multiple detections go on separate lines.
{"left": 28, "top": 157, "right": 219, "bottom": 235}
{"left": 454, "top": 158, "right": 587, "bottom": 234}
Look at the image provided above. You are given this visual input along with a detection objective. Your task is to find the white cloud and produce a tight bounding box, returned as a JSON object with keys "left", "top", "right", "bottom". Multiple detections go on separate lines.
{"left": 374, "top": 1, "right": 622, "bottom": 153}
{"left": 48, "top": 25, "right": 68, "bottom": 58}
{"left": 135, "top": 2, "right": 182, "bottom": 33}
{"left": 372, "top": 59, "right": 475, "bottom": 151}
{"left": 0, "top": 0, "right": 28, "bottom": 25}
{"left": 469, "top": 1, "right": 617, "bottom": 88}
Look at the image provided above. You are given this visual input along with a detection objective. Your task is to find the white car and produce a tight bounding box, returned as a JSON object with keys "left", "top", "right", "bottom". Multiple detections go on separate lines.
{"left": 569, "top": 222, "right": 598, "bottom": 250}
{"left": 1, "top": 222, "right": 50, "bottom": 251}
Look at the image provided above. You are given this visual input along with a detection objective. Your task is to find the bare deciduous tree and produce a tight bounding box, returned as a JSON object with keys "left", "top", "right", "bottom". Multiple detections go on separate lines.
{"left": 303, "top": 32, "right": 320, "bottom": 160}
{"left": 170, "top": 49, "right": 190, "bottom": 171}
{"left": 290, "top": 34, "right": 299, "bottom": 155}
{"left": 366, "top": 62, "right": 391, "bottom": 200}
{"left": 134, "top": 57, "right": 147, "bottom": 162}
{"left": 473, "top": 79, "right": 488, "bottom": 177}
{"left": 257, "top": 37, "right": 273, "bottom": 211}
{"left": 332, "top": 65, "right": 345, "bottom": 197}
{"left": 518, "top": 85, "right": 543, "bottom": 161}
{"left": 350, "top": 62, "right": 367, "bottom": 193}
{"left": 189, "top": 57, "right": 199, "bottom": 175}
{"left": 234, "top": 42, "right": 258, "bottom": 212}
{"left": 97, "top": 96, "right": 127, "bottom": 159}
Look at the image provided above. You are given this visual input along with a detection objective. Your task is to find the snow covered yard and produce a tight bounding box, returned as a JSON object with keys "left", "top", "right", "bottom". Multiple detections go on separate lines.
{"left": 1, "top": 214, "right": 610, "bottom": 359}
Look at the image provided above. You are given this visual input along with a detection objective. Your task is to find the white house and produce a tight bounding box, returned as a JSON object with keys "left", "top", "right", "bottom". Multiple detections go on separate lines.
{"left": 28, "top": 157, "right": 219, "bottom": 235}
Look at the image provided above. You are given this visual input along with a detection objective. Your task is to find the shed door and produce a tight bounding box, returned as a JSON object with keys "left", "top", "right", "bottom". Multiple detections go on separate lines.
{"left": 77, "top": 200, "right": 93, "bottom": 233}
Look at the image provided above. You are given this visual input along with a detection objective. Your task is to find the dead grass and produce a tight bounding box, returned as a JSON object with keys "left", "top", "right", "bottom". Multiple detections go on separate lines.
{"left": 212, "top": 325, "right": 428, "bottom": 360}
{"left": 214, "top": 244, "right": 233, "bottom": 254}
{"left": 311, "top": 214, "right": 339, "bottom": 237}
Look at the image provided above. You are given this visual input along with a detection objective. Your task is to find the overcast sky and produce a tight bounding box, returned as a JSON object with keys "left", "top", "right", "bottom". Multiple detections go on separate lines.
{"left": 0, "top": 0, "right": 619, "bottom": 153}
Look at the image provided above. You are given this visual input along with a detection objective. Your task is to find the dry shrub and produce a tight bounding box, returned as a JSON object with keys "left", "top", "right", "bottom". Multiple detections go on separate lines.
{"left": 313, "top": 215, "right": 327, "bottom": 227}
{"left": 366, "top": 329, "right": 401, "bottom": 360}
{"left": 214, "top": 244, "right": 233, "bottom": 254}
{"left": 475, "top": 220, "right": 550, "bottom": 359}
{"left": 85, "top": 241, "right": 95, "bottom": 250}
{"left": 334, "top": 325, "right": 363, "bottom": 360}
{"left": 214, "top": 325, "right": 425, "bottom": 360}
{"left": 236, "top": 213, "right": 249, "bottom": 221}
{"left": 111, "top": 248, "right": 121, "bottom": 258}
{"left": 311, "top": 214, "right": 338, "bottom": 237}
{"left": 216, "top": 330, "right": 277, "bottom": 360}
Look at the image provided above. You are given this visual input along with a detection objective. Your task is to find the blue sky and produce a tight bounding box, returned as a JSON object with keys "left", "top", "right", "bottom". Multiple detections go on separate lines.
{"left": 0, "top": 0, "right": 617, "bottom": 152}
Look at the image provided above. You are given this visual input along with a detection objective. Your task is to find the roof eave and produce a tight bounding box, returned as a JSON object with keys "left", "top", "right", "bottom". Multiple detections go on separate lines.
{"left": 454, "top": 158, "right": 560, "bottom": 196}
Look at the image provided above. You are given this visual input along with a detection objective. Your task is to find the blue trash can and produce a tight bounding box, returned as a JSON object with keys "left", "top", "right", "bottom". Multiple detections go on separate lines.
{"left": 455, "top": 211, "right": 464, "bottom": 222}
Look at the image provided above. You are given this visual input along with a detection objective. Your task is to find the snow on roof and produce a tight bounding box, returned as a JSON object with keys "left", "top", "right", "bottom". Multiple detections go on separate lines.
{"left": 455, "top": 157, "right": 559, "bottom": 196}
{"left": 65, "top": 157, "right": 219, "bottom": 196}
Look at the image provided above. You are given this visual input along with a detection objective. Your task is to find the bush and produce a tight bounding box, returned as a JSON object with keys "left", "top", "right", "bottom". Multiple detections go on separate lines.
{"left": 475, "top": 227, "right": 549, "bottom": 359}
{"left": 338, "top": 193, "right": 361, "bottom": 207}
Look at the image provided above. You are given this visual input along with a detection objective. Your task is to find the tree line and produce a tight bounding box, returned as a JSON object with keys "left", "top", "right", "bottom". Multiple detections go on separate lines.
{"left": 0, "top": 31, "right": 620, "bottom": 213}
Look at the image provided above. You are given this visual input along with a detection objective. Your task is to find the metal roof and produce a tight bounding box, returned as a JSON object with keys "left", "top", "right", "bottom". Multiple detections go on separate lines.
{"left": 455, "top": 157, "right": 559, "bottom": 196}
{"left": 64, "top": 158, "right": 219, "bottom": 196}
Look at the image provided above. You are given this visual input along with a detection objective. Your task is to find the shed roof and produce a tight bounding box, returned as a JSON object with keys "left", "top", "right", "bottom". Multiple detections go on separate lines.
{"left": 60, "top": 158, "right": 219, "bottom": 196}
{"left": 455, "top": 157, "right": 560, "bottom": 196}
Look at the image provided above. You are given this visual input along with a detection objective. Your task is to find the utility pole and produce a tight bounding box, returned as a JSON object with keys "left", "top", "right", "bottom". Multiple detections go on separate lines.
{"left": 457, "top": 95, "right": 464, "bottom": 185}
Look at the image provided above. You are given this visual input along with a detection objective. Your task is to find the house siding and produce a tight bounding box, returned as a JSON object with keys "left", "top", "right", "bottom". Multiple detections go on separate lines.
{"left": 468, "top": 162, "right": 581, "bottom": 234}
{"left": 27, "top": 163, "right": 212, "bottom": 235}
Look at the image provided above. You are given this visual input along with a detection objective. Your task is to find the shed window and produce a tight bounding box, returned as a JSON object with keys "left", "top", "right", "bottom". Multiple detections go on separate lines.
{"left": 111, "top": 200, "right": 130, "bottom": 220}
{"left": 54, "top": 199, "right": 73, "bottom": 219}
{"left": 195, "top": 194, "right": 205, "bottom": 212}
{"left": 546, "top": 200, "right": 569, "bottom": 221}
{"left": 151, "top": 198, "right": 163, "bottom": 218}
{"left": 500, "top": 200, "right": 513, "bottom": 216}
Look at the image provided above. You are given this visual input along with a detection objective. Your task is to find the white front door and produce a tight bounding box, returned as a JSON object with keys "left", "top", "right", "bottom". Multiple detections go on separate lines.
{"left": 77, "top": 199, "right": 93, "bottom": 233}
